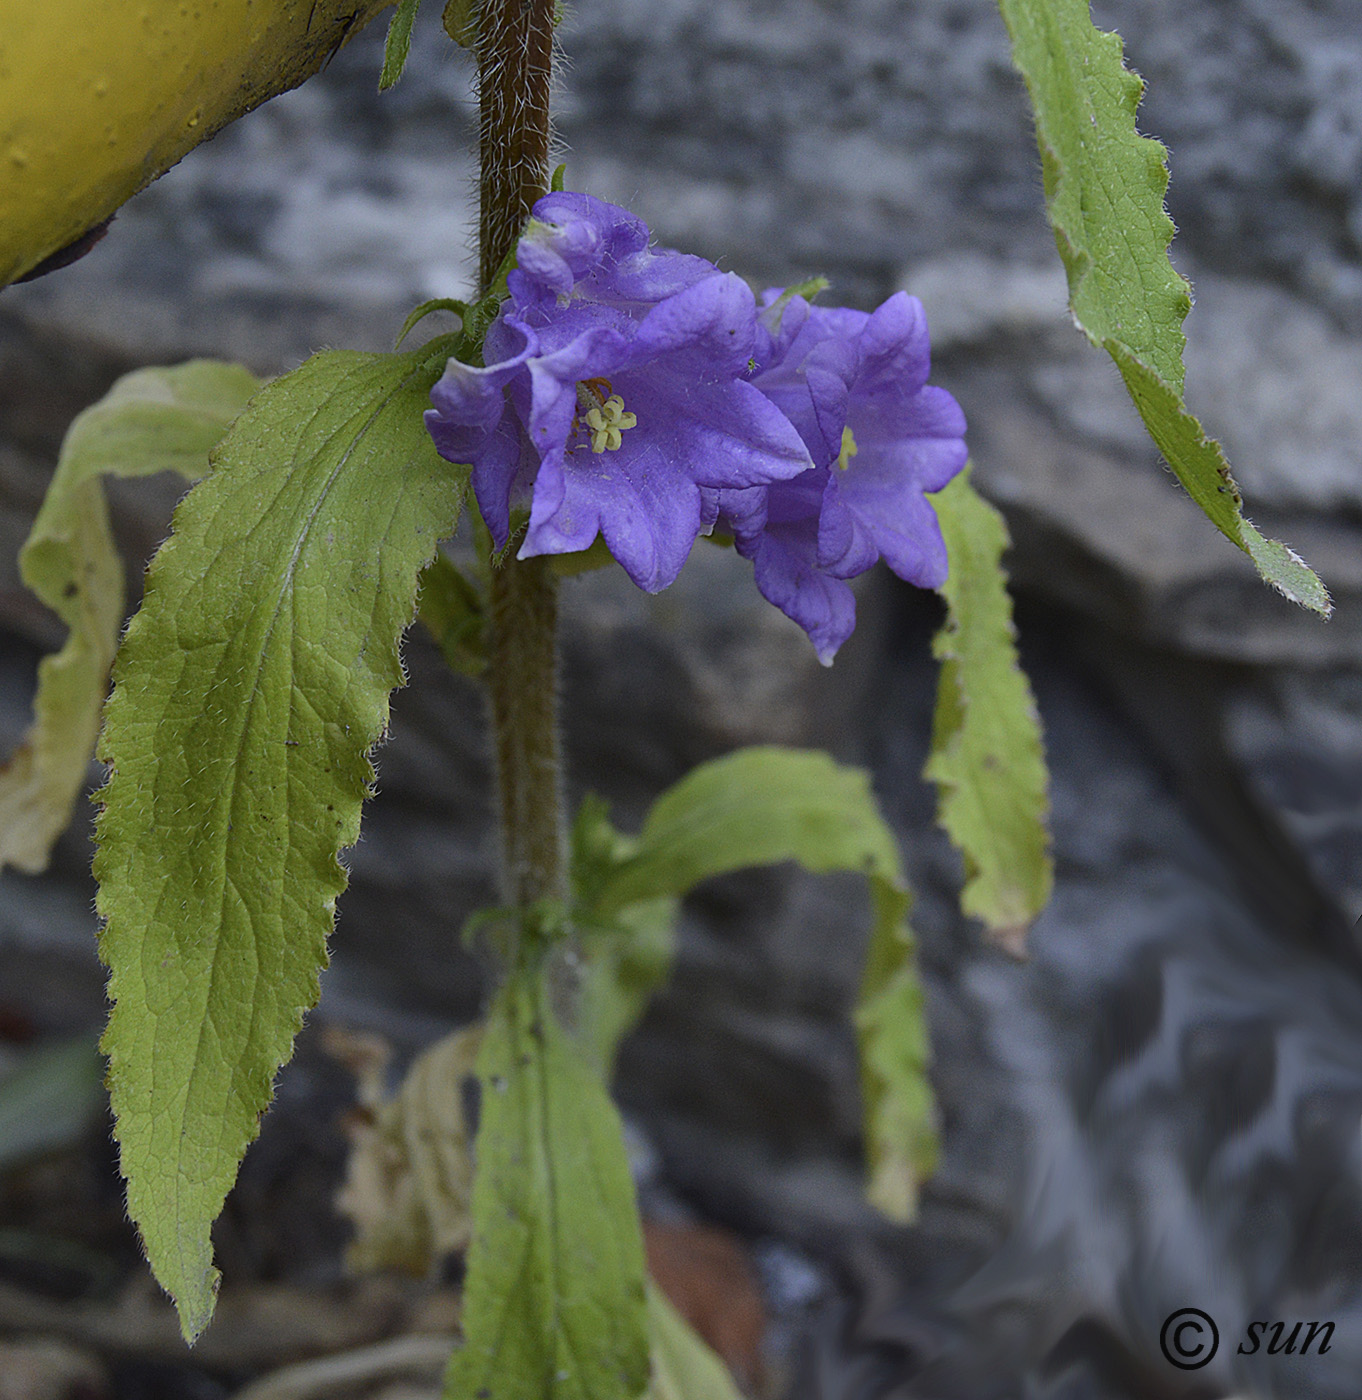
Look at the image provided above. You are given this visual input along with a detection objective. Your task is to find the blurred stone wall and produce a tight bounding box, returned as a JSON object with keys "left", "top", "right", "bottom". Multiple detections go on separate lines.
{"left": 3, "top": 2, "right": 1362, "bottom": 1396}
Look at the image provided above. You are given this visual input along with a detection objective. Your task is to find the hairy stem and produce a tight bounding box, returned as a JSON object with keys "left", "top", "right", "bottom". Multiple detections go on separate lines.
{"left": 476, "top": 0, "right": 556, "bottom": 292}
{"left": 477, "top": 0, "right": 564, "bottom": 911}
{"left": 487, "top": 554, "right": 565, "bottom": 908}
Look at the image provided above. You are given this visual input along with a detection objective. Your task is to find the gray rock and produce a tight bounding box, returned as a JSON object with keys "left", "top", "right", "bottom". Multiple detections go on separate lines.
{"left": 1226, "top": 670, "right": 1362, "bottom": 925}
{"left": 0, "top": 1, "right": 1360, "bottom": 1396}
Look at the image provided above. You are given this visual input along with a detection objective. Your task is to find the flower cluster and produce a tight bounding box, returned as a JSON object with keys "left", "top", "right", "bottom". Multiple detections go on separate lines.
{"left": 426, "top": 193, "right": 967, "bottom": 662}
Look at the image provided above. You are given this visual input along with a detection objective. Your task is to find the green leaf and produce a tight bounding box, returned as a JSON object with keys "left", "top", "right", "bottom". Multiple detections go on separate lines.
{"left": 94, "top": 341, "right": 465, "bottom": 1342}
{"left": 925, "top": 469, "right": 1051, "bottom": 954}
{"left": 395, "top": 296, "right": 469, "bottom": 351}
{"left": 644, "top": 1282, "right": 744, "bottom": 1400}
{"left": 446, "top": 963, "right": 650, "bottom": 1400}
{"left": 0, "top": 361, "right": 259, "bottom": 875}
{"left": 1107, "top": 345, "right": 1333, "bottom": 612}
{"left": 594, "top": 747, "right": 902, "bottom": 916}
{"left": 997, "top": 0, "right": 1329, "bottom": 615}
{"left": 442, "top": 0, "right": 477, "bottom": 49}
{"left": 761, "top": 276, "right": 830, "bottom": 332}
{"left": 380, "top": 0, "right": 422, "bottom": 89}
{"left": 856, "top": 878, "right": 935, "bottom": 1220}
{"left": 418, "top": 552, "right": 485, "bottom": 676}
{"left": 576, "top": 894, "right": 677, "bottom": 1075}
{"left": 591, "top": 747, "right": 937, "bottom": 1222}
{"left": 565, "top": 794, "right": 681, "bottom": 1075}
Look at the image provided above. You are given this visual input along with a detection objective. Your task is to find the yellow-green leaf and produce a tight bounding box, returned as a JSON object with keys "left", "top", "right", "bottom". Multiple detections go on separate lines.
{"left": 926, "top": 470, "right": 1052, "bottom": 954}
{"left": 0, "top": 361, "right": 259, "bottom": 875}
{"left": 590, "top": 747, "right": 937, "bottom": 1222}
{"left": 446, "top": 963, "right": 650, "bottom": 1400}
{"left": 94, "top": 342, "right": 464, "bottom": 1341}
{"left": 998, "top": 0, "right": 1329, "bottom": 614}
{"left": 643, "top": 1282, "right": 745, "bottom": 1400}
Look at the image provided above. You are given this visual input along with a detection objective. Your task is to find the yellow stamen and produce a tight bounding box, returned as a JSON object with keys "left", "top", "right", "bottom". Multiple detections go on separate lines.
{"left": 584, "top": 393, "right": 638, "bottom": 453}
{"left": 837, "top": 425, "right": 859, "bottom": 471}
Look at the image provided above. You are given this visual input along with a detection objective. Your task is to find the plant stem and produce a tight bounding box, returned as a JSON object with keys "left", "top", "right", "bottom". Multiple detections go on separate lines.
{"left": 477, "top": 0, "right": 564, "bottom": 911}
{"left": 487, "top": 555, "right": 565, "bottom": 908}
{"left": 476, "top": 0, "right": 556, "bottom": 292}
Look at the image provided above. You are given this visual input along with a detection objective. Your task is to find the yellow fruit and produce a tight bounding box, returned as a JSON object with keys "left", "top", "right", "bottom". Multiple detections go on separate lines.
{"left": 0, "top": 0, "right": 393, "bottom": 287}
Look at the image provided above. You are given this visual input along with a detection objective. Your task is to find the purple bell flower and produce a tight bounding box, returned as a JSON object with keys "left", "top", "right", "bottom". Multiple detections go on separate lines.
{"left": 425, "top": 193, "right": 812, "bottom": 593}
{"left": 712, "top": 290, "right": 968, "bottom": 663}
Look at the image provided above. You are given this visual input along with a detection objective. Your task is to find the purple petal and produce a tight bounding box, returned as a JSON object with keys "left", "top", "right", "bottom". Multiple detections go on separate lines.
{"left": 521, "top": 443, "right": 703, "bottom": 592}
{"left": 738, "top": 513, "right": 857, "bottom": 665}
{"left": 865, "top": 490, "right": 949, "bottom": 589}
{"left": 471, "top": 415, "right": 538, "bottom": 551}
{"left": 624, "top": 373, "right": 812, "bottom": 490}
{"left": 521, "top": 322, "right": 631, "bottom": 458}
{"left": 423, "top": 405, "right": 487, "bottom": 468}
{"left": 511, "top": 193, "right": 632, "bottom": 298}
{"left": 628, "top": 273, "right": 758, "bottom": 373}
{"left": 709, "top": 484, "right": 767, "bottom": 537}
{"left": 511, "top": 193, "right": 716, "bottom": 311}
{"left": 534, "top": 192, "right": 650, "bottom": 264}
{"left": 816, "top": 471, "right": 880, "bottom": 578}
{"left": 839, "top": 454, "right": 953, "bottom": 588}
{"left": 591, "top": 248, "right": 718, "bottom": 306}
{"left": 427, "top": 320, "right": 535, "bottom": 435}
{"left": 852, "top": 293, "right": 932, "bottom": 398}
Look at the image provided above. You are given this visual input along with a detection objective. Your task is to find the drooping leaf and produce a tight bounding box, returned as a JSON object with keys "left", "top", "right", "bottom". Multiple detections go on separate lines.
{"left": 855, "top": 878, "right": 935, "bottom": 1220}
{"left": 0, "top": 361, "right": 259, "bottom": 875}
{"left": 94, "top": 341, "right": 465, "bottom": 1341}
{"left": 997, "top": 0, "right": 1329, "bottom": 615}
{"left": 591, "top": 747, "right": 937, "bottom": 1222}
{"left": 925, "top": 469, "right": 1051, "bottom": 955}
{"left": 337, "top": 1025, "right": 482, "bottom": 1276}
{"left": 593, "top": 748, "right": 903, "bottom": 916}
{"left": 644, "top": 1281, "right": 745, "bottom": 1400}
{"left": 1108, "top": 346, "right": 1332, "bottom": 612}
{"left": 380, "top": 0, "right": 422, "bottom": 89}
{"left": 446, "top": 963, "right": 650, "bottom": 1400}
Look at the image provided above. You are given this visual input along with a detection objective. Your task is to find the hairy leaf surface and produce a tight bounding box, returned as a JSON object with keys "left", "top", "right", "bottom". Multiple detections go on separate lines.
{"left": 95, "top": 342, "right": 464, "bottom": 1340}
{"left": 447, "top": 965, "right": 650, "bottom": 1400}
{"left": 0, "top": 361, "right": 259, "bottom": 874}
{"left": 592, "top": 748, "right": 936, "bottom": 1221}
{"left": 380, "top": 0, "right": 421, "bottom": 89}
{"left": 998, "top": 0, "right": 1328, "bottom": 613}
{"left": 926, "top": 470, "right": 1051, "bottom": 954}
